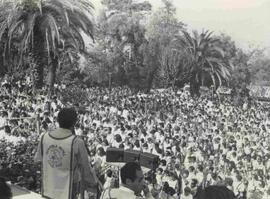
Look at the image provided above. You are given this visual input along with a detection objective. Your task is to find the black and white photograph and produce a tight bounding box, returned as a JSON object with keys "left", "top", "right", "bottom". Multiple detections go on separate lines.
{"left": 0, "top": 0, "right": 270, "bottom": 198}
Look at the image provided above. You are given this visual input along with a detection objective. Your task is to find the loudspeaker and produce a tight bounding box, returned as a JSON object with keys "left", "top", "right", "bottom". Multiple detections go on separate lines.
{"left": 124, "top": 150, "right": 140, "bottom": 162}
{"left": 140, "top": 152, "right": 159, "bottom": 170}
{"left": 106, "top": 148, "right": 124, "bottom": 162}
{"left": 106, "top": 149, "right": 160, "bottom": 170}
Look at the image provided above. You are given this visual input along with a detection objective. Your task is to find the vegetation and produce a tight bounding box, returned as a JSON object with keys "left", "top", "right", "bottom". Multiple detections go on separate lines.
{"left": 0, "top": 0, "right": 94, "bottom": 93}
{"left": 177, "top": 30, "right": 232, "bottom": 96}
{"left": 0, "top": 0, "right": 269, "bottom": 97}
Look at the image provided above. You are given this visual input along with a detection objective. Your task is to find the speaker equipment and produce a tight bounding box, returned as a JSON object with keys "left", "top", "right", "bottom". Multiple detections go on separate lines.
{"left": 140, "top": 152, "right": 159, "bottom": 170}
{"left": 106, "top": 148, "right": 124, "bottom": 162}
{"left": 106, "top": 148, "right": 160, "bottom": 170}
{"left": 124, "top": 150, "right": 140, "bottom": 163}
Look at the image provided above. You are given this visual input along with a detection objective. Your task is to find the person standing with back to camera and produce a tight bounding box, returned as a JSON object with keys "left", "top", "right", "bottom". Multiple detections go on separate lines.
{"left": 34, "top": 108, "right": 98, "bottom": 199}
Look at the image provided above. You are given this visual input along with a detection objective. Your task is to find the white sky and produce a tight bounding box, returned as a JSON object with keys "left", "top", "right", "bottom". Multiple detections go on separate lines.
{"left": 91, "top": 0, "right": 270, "bottom": 52}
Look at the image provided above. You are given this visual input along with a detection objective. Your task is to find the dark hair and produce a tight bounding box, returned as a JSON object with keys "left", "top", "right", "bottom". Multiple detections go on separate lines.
{"left": 57, "top": 108, "right": 77, "bottom": 129}
{"left": 142, "top": 143, "right": 148, "bottom": 148}
{"left": 0, "top": 177, "right": 12, "bottom": 199}
{"left": 189, "top": 166, "right": 195, "bottom": 172}
{"left": 106, "top": 169, "right": 113, "bottom": 178}
{"left": 160, "top": 159, "right": 167, "bottom": 166}
{"left": 4, "top": 126, "right": 11, "bottom": 134}
{"left": 134, "top": 140, "right": 140, "bottom": 148}
{"left": 197, "top": 186, "right": 235, "bottom": 199}
{"left": 162, "top": 181, "right": 176, "bottom": 196}
{"left": 97, "top": 147, "right": 106, "bottom": 156}
{"left": 115, "top": 134, "right": 122, "bottom": 143}
{"left": 120, "top": 162, "right": 142, "bottom": 184}
{"left": 42, "top": 122, "right": 48, "bottom": 130}
{"left": 184, "top": 186, "right": 192, "bottom": 194}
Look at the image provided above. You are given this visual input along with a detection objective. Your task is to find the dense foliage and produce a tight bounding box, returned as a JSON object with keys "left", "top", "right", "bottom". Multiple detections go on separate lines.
{"left": 0, "top": 0, "right": 269, "bottom": 96}
{"left": 0, "top": 0, "right": 94, "bottom": 92}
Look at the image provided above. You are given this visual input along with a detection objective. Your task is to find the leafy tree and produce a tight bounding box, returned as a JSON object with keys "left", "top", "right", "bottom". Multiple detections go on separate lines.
{"left": 213, "top": 35, "right": 270, "bottom": 97}
{"left": 178, "top": 30, "right": 232, "bottom": 96}
{"left": 145, "top": 0, "right": 185, "bottom": 89}
{"left": 89, "top": 0, "right": 152, "bottom": 91}
{"left": 229, "top": 47, "right": 266, "bottom": 97}
{"left": 0, "top": 0, "right": 94, "bottom": 93}
{"left": 214, "top": 33, "right": 237, "bottom": 61}
{"left": 251, "top": 54, "right": 270, "bottom": 86}
{"left": 229, "top": 48, "right": 252, "bottom": 92}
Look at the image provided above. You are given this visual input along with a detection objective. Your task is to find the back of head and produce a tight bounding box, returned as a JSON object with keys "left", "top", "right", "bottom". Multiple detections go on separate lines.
{"left": 57, "top": 108, "right": 77, "bottom": 129}
{"left": 0, "top": 177, "right": 12, "bottom": 199}
{"left": 120, "top": 162, "right": 141, "bottom": 184}
{"left": 197, "top": 186, "right": 235, "bottom": 199}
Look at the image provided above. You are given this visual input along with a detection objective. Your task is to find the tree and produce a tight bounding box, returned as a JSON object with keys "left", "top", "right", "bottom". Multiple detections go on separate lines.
{"left": 145, "top": 0, "right": 185, "bottom": 89}
{"left": 178, "top": 30, "right": 232, "bottom": 97}
{"left": 0, "top": 1, "right": 25, "bottom": 76}
{"left": 228, "top": 47, "right": 270, "bottom": 101}
{"left": 90, "top": 0, "right": 152, "bottom": 91}
{"left": 0, "top": 0, "right": 94, "bottom": 93}
{"left": 214, "top": 33, "right": 237, "bottom": 62}
{"left": 230, "top": 48, "right": 252, "bottom": 91}
{"left": 250, "top": 54, "right": 270, "bottom": 86}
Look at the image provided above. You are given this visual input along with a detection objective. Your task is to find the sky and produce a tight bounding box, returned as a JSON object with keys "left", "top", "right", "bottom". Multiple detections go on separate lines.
{"left": 91, "top": 0, "right": 270, "bottom": 52}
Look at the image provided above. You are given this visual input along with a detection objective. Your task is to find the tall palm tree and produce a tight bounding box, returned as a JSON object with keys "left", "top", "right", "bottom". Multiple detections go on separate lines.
{"left": 178, "top": 30, "right": 232, "bottom": 96}
{"left": 0, "top": 0, "right": 94, "bottom": 93}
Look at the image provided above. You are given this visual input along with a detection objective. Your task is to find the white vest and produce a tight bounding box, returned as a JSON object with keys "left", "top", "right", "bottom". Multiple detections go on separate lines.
{"left": 41, "top": 132, "right": 76, "bottom": 199}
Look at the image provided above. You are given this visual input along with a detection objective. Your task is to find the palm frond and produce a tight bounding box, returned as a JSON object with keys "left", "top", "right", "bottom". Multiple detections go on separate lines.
{"left": 0, "top": 21, "right": 7, "bottom": 41}
{"left": 0, "top": 0, "right": 95, "bottom": 83}
{"left": 7, "top": 19, "right": 23, "bottom": 52}
{"left": 43, "top": 13, "right": 60, "bottom": 51}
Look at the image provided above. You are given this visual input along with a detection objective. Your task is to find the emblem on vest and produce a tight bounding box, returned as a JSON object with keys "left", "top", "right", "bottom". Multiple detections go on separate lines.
{"left": 46, "top": 145, "right": 66, "bottom": 168}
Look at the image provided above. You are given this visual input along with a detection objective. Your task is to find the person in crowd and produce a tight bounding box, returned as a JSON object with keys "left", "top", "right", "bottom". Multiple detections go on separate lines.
{"left": 1, "top": 76, "right": 270, "bottom": 199}
{"left": 181, "top": 187, "right": 193, "bottom": 199}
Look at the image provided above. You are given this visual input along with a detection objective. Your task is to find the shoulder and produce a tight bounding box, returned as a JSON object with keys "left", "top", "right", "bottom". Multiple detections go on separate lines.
{"left": 102, "top": 188, "right": 113, "bottom": 198}
{"left": 73, "top": 136, "right": 87, "bottom": 152}
{"left": 73, "top": 136, "right": 84, "bottom": 144}
{"left": 106, "top": 188, "right": 136, "bottom": 199}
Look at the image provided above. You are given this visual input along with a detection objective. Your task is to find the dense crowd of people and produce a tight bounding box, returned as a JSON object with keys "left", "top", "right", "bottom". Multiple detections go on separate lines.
{"left": 1, "top": 75, "right": 270, "bottom": 199}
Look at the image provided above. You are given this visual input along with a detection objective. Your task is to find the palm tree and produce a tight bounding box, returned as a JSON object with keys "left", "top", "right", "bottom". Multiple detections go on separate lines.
{"left": 177, "top": 30, "right": 232, "bottom": 96}
{"left": 0, "top": 0, "right": 94, "bottom": 93}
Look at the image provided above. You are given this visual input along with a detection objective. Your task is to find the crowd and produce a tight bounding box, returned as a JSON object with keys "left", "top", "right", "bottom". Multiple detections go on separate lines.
{"left": 1, "top": 75, "right": 270, "bottom": 199}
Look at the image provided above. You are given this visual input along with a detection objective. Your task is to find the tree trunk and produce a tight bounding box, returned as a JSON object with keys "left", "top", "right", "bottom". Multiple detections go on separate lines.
{"left": 190, "top": 74, "right": 200, "bottom": 97}
{"left": 190, "top": 76, "right": 195, "bottom": 97}
{"left": 146, "top": 66, "right": 157, "bottom": 93}
{"left": 48, "top": 56, "right": 58, "bottom": 96}
{"left": 33, "top": 27, "right": 46, "bottom": 90}
{"left": 33, "top": 51, "right": 45, "bottom": 90}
